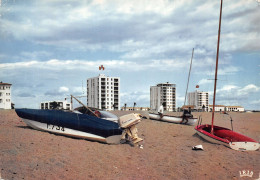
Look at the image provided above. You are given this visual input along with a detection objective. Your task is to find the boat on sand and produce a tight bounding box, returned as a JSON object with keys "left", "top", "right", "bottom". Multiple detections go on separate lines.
{"left": 15, "top": 96, "right": 143, "bottom": 145}
{"left": 16, "top": 108, "right": 123, "bottom": 144}
{"left": 149, "top": 111, "right": 197, "bottom": 126}
{"left": 149, "top": 49, "right": 197, "bottom": 126}
{"left": 195, "top": 0, "right": 259, "bottom": 151}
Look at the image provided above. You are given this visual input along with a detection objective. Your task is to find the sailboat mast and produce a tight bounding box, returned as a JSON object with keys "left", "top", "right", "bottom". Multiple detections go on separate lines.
{"left": 183, "top": 48, "right": 194, "bottom": 107}
{"left": 211, "top": 0, "right": 223, "bottom": 134}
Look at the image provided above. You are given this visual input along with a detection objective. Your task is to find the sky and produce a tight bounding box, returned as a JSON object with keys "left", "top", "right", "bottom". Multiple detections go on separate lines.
{"left": 0, "top": 0, "right": 259, "bottom": 110}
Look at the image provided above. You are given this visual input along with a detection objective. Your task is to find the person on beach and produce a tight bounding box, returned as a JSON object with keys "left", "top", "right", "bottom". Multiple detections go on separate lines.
{"left": 158, "top": 104, "right": 164, "bottom": 118}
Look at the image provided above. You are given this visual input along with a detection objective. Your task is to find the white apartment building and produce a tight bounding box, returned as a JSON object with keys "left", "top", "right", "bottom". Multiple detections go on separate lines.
{"left": 40, "top": 100, "right": 72, "bottom": 110}
{"left": 150, "top": 82, "right": 176, "bottom": 112}
{"left": 188, "top": 90, "right": 209, "bottom": 111}
{"left": 0, "top": 82, "right": 12, "bottom": 109}
{"left": 87, "top": 74, "right": 120, "bottom": 111}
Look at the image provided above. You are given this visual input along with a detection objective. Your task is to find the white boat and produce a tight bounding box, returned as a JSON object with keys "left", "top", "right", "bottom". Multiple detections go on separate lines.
{"left": 149, "top": 48, "right": 197, "bottom": 126}
{"left": 148, "top": 112, "right": 197, "bottom": 126}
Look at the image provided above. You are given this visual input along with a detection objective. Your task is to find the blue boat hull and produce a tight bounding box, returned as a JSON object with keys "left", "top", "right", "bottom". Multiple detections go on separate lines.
{"left": 15, "top": 109, "right": 123, "bottom": 143}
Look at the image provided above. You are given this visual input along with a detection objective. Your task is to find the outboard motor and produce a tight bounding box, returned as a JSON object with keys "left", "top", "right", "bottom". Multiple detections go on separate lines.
{"left": 119, "top": 113, "right": 143, "bottom": 144}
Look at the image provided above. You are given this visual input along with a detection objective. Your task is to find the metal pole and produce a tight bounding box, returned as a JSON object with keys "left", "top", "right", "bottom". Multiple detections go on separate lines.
{"left": 211, "top": 0, "right": 223, "bottom": 134}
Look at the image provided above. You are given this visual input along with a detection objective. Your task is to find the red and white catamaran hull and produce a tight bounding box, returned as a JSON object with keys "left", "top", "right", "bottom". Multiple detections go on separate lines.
{"left": 195, "top": 124, "right": 259, "bottom": 151}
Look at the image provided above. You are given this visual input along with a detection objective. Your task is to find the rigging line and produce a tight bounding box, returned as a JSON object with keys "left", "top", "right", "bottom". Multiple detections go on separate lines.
{"left": 183, "top": 48, "right": 194, "bottom": 107}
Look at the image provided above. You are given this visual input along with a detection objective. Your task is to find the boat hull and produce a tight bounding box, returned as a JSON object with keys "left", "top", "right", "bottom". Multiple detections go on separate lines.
{"left": 149, "top": 113, "right": 197, "bottom": 125}
{"left": 195, "top": 124, "right": 259, "bottom": 150}
{"left": 16, "top": 109, "right": 123, "bottom": 144}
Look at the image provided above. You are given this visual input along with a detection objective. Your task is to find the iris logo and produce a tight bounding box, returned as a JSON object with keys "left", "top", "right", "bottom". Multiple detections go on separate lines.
{"left": 239, "top": 170, "right": 253, "bottom": 178}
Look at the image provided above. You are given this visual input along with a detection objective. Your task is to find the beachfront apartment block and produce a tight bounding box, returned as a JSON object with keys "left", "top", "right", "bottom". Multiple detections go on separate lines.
{"left": 188, "top": 90, "right": 209, "bottom": 111}
{"left": 40, "top": 100, "right": 72, "bottom": 110}
{"left": 87, "top": 74, "right": 120, "bottom": 111}
{"left": 150, "top": 82, "right": 176, "bottom": 112}
{"left": 0, "top": 82, "right": 12, "bottom": 109}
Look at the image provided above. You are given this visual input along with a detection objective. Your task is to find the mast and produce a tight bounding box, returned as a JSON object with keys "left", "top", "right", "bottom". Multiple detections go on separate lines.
{"left": 183, "top": 48, "right": 194, "bottom": 107}
{"left": 211, "top": 0, "right": 223, "bottom": 134}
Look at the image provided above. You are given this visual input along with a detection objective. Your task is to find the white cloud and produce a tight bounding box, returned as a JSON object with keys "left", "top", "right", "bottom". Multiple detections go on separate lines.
{"left": 120, "top": 90, "right": 149, "bottom": 107}
{"left": 2, "top": 0, "right": 258, "bottom": 55}
{"left": 20, "top": 51, "right": 52, "bottom": 59}
{"left": 198, "top": 78, "right": 211, "bottom": 85}
{"left": 0, "top": 59, "right": 191, "bottom": 72}
{"left": 251, "top": 99, "right": 260, "bottom": 105}
{"left": 58, "top": 86, "right": 69, "bottom": 93}
{"left": 237, "top": 84, "right": 260, "bottom": 96}
{"left": 195, "top": 65, "right": 240, "bottom": 76}
{"left": 219, "top": 85, "right": 239, "bottom": 92}
{"left": 215, "top": 84, "right": 259, "bottom": 97}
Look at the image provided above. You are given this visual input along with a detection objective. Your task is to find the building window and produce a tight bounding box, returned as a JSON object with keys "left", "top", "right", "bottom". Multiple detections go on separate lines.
{"left": 0, "top": 93, "right": 2, "bottom": 96}
{"left": 0, "top": 99, "right": 2, "bottom": 103}
{"left": 6, "top": 99, "right": 10, "bottom": 102}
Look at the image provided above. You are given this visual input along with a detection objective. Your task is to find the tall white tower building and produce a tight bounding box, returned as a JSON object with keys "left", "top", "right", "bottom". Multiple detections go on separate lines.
{"left": 87, "top": 74, "right": 120, "bottom": 111}
{"left": 188, "top": 90, "right": 209, "bottom": 111}
{"left": 150, "top": 82, "right": 176, "bottom": 112}
{"left": 0, "top": 82, "right": 12, "bottom": 109}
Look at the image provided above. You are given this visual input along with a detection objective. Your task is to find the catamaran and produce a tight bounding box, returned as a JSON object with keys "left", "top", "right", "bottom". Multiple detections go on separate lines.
{"left": 149, "top": 48, "right": 198, "bottom": 126}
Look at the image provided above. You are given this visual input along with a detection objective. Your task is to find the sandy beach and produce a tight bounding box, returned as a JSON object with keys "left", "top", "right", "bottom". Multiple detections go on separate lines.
{"left": 0, "top": 110, "right": 259, "bottom": 180}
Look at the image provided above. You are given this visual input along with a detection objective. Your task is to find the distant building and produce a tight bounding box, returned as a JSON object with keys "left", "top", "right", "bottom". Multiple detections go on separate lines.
{"left": 150, "top": 82, "right": 176, "bottom": 112}
{"left": 87, "top": 74, "right": 120, "bottom": 111}
{"left": 40, "top": 100, "right": 72, "bottom": 110}
{"left": 0, "top": 82, "right": 12, "bottom": 109}
{"left": 209, "top": 105, "right": 244, "bottom": 112}
{"left": 188, "top": 90, "right": 209, "bottom": 111}
{"left": 209, "top": 105, "right": 225, "bottom": 112}
{"left": 226, "top": 106, "right": 244, "bottom": 112}
{"left": 121, "top": 107, "right": 150, "bottom": 111}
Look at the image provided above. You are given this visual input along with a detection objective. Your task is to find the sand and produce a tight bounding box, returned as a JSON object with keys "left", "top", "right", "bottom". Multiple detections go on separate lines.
{"left": 0, "top": 110, "right": 259, "bottom": 180}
